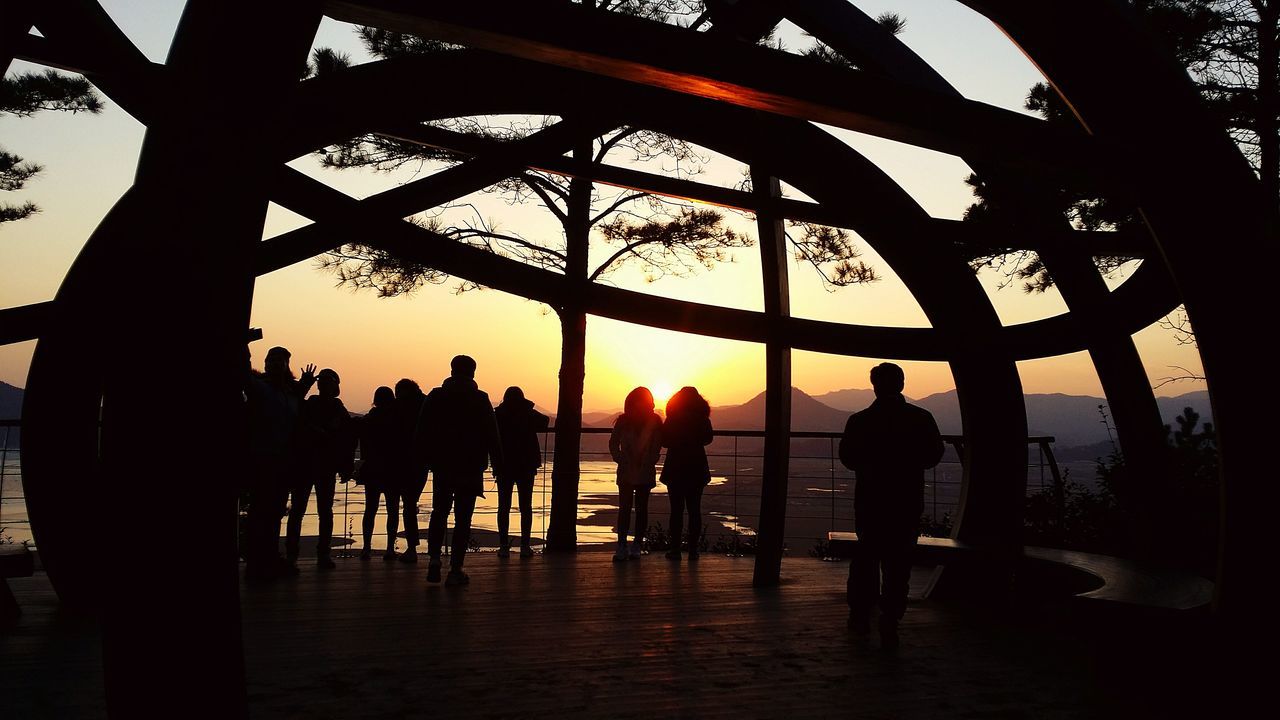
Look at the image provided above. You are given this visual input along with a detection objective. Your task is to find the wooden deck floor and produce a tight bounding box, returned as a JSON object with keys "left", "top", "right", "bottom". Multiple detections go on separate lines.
{"left": 3, "top": 552, "right": 1219, "bottom": 718}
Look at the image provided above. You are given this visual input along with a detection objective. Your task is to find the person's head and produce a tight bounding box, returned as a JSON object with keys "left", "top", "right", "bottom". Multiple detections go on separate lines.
{"left": 264, "top": 346, "right": 293, "bottom": 380}
{"left": 316, "top": 368, "right": 340, "bottom": 398}
{"left": 869, "top": 362, "right": 905, "bottom": 398}
{"left": 503, "top": 386, "right": 526, "bottom": 404}
{"left": 666, "top": 386, "right": 708, "bottom": 420}
{"left": 450, "top": 355, "right": 477, "bottom": 379}
{"left": 373, "top": 386, "right": 395, "bottom": 408}
{"left": 394, "top": 378, "right": 421, "bottom": 400}
{"left": 622, "top": 386, "right": 655, "bottom": 419}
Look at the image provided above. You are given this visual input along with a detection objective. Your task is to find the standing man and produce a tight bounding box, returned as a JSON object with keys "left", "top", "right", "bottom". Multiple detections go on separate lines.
{"left": 415, "top": 355, "right": 502, "bottom": 586}
{"left": 244, "top": 346, "right": 315, "bottom": 582}
{"left": 839, "top": 362, "right": 944, "bottom": 648}
{"left": 287, "top": 368, "right": 356, "bottom": 570}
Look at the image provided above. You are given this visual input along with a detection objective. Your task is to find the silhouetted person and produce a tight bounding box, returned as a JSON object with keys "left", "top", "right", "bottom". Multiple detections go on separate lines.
{"left": 287, "top": 368, "right": 355, "bottom": 570}
{"left": 244, "top": 346, "right": 315, "bottom": 581}
{"left": 660, "top": 386, "right": 713, "bottom": 561}
{"left": 415, "top": 355, "right": 501, "bottom": 586}
{"left": 358, "top": 386, "right": 401, "bottom": 560}
{"left": 393, "top": 378, "right": 427, "bottom": 563}
{"left": 609, "top": 387, "right": 663, "bottom": 562}
{"left": 839, "top": 362, "right": 943, "bottom": 649}
{"left": 493, "top": 386, "right": 549, "bottom": 558}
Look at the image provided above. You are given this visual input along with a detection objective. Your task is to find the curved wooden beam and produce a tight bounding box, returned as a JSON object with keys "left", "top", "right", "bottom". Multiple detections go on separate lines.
{"left": 320, "top": 0, "right": 1104, "bottom": 176}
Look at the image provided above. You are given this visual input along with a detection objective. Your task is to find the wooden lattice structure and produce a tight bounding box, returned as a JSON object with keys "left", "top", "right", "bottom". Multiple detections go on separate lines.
{"left": 1, "top": 1, "right": 1269, "bottom": 713}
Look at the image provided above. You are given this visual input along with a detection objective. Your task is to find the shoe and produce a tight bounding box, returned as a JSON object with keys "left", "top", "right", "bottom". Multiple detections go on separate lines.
{"left": 359, "top": 548, "right": 372, "bottom": 561}
{"left": 687, "top": 549, "right": 699, "bottom": 561}
{"left": 520, "top": 544, "right": 534, "bottom": 558}
{"left": 664, "top": 550, "right": 681, "bottom": 560}
{"left": 317, "top": 555, "right": 336, "bottom": 570}
{"left": 399, "top": 550, "right": 418, "bottom": 564}
{"left": 498, "top": 544, "right": 511, "bottom": 558}
{"left": 383, "top": 549, "right": 397, "bottom": 562}
{"left": 613, "top": 542, "right": 629, "bottom": 562}
{"left": 879, "top": 617, "right": 900, "bottom": 650}
{"left": 445, "top": 569, "right": 470, "bottom": 586}
{"left": 277, "top": 558, "right": 300, "bottom": 576}
{"left": 628, "top": 541, "right": 642, "bottom": 559}
{"left": 848, "top": 611, "right": 871, "bottom": 635}
{"left": 427, "top": 558, "right": 442, "bottom": 583}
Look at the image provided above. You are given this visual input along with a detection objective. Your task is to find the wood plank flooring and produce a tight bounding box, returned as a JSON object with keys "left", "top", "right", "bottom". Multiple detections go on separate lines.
{"left": 3, "top": 551, "right": 1220, "bottom": 718}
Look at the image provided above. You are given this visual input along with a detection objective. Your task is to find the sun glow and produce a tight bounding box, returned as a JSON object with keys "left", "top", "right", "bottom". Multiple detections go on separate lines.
{"left": 585, "top": 318, "right": 762, "bottom": 412}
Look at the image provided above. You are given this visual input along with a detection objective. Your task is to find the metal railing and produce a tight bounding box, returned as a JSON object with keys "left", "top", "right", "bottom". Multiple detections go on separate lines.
{"left": 0, "top": 420, "right": 1062, "bottom": 555}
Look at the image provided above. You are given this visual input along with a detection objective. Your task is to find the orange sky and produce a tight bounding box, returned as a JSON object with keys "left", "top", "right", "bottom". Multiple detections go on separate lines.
{"left": 0, "top": 2, "right": 1210, "bottom": 414}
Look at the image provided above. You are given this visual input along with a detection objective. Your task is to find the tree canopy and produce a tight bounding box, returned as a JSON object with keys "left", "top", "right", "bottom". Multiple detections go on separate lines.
{"left": 1, "top": 69, "right": 102, "bottom": 226}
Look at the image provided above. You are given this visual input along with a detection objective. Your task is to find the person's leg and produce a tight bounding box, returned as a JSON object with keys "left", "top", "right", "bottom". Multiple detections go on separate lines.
{"left": 617, "top": 486, "right": 634, "bottom": 542}
{"left": 246, "top": 464, "right": 282, "bottom": 578}
{"left": 314, "top": 473, "right": 336, "bottom": 565}
{"left": 667, "top": 485, "right": 685, "bottom": 557}
{"left": 847, "top": 525, "right": 879, "bottom": 633}
{"left": 878, "top": 529, "right": 917, "bottom": 624}
{"left": 686, "top": 484, "right": 704, "bottom": 557}
{"left": 383, "top": 486, "right": 400, "bottom": 555}
{"left": 517, "top": 473, "right": 534, "bottom": 551}
{"left": 450, "top": 490, "right": 477, "bottom": 571}
{"left": 634, "top": 487, "right": 650, "bottom": 544}
{"left": 285, "top": 476, "right": 313, "bottom": 562}
{"left": 362, "top": 484, "right": 379, "bottom": 552}
{"left": 426, "top": 479, "right": 453, "bottom": 582}
{"left": 497, "top": 479, "right": 513, "bottom": 549}
{"left": 427, "top": 480, "right": 453, "bottom": 561}
{"left": 402, "top": 475, "right": 425, "bottom": 551}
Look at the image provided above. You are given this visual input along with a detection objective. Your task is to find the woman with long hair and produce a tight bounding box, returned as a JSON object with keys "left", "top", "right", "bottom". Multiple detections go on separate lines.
{"left": 494, "top": 386, "right": 550, "bottom": 558}
{"left": 609, "top": 387, "right": 663, "bottom": 562}
{"left": 358, "top": 386, "right": 400, "bottom": 560}
{"left": 660, "top": 386, "right": 713, "bottom": 560}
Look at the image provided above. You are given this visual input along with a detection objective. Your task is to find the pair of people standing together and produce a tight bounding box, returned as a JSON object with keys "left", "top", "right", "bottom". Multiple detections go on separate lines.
{"left": 610, "top": 386, "right": 713, "bottom": 561}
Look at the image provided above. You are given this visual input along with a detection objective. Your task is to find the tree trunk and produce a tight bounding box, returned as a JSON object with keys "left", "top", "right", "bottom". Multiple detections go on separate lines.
{"left": 545, "top": 142, "right": 594, "bottom": 551}
{"left": 546, "top": 308, "right": 587, "bottom": 550}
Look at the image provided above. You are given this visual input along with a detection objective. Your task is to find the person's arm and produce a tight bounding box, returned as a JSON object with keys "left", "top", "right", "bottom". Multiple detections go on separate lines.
{"left": 609, "top": 421, "right": 626, "bottom": 464}
{"left": 643, "top": 417, "right": 663, "bottom": 467}
{"left": 534, "top": 409, "right": 550, "bottom": 433}
{"left": 412, "top": 394, "right": 434, "bottom": 471}
{"left": 484, "top": 398, "right": 503, "bottom": 472}
{"left": 699, "top": 416, "right": 713, "bottom": 446}
{"left": 919, "top": 412, "right": 945, "bottom": 470}
{"left": 838, "top": 414, "right": 860, "bottom": 471}
{"left": 337, "top": 401, "right": 356, "bottom": 481}
{"left": 295, "top": 364, "right": 317, "bottom": 398}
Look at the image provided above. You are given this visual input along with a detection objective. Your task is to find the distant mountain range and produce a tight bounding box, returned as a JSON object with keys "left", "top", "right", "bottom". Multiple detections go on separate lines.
{"left": 591, "top": 386, "right": 1213, "bottom": 450}
{"left": 0, "top": 381, "right": 1213, "bottom": 451}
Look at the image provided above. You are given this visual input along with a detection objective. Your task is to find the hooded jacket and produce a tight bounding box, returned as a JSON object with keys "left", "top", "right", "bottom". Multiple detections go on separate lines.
{"left": 494, "top": 397, "right": 550, "bottom": 478}
{"left": 414, "top": 376, "right": 502, "bottom": 497}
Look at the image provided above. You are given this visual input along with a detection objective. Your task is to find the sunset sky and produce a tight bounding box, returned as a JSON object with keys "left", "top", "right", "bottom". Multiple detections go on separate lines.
{"left": 0, "top": 0, "right": 1208, "bottom": 414}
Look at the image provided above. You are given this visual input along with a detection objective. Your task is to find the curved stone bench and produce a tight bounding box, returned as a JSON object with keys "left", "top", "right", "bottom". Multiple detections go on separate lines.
{"left": 827, "top": 532, "right": 1213, "bottom": 613}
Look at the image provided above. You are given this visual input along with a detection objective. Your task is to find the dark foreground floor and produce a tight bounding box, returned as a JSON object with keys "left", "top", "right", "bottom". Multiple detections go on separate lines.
{"left": 3, "top": 551, "right": 1218, "bottom": 719}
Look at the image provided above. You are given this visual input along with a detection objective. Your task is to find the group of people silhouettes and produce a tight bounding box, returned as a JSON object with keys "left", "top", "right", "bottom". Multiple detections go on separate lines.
{"left": 244, "top": 344, "right": 940, "bottom": 646}
{"left": 244, "top": 350, "right": 536, "bottom": 587}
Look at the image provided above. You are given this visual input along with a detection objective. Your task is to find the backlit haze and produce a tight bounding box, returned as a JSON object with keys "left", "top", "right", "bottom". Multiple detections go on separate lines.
{"left": 0, "top": 0, "right": 1208, "bottom": 415}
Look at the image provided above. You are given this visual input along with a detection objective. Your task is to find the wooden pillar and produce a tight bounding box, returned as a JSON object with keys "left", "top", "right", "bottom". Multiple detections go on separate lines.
{"left": 751, "top": 169, "right": 792, "bottom": 587}
{"left": 23, "top": 1, "right": 321, "bottom": 716}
